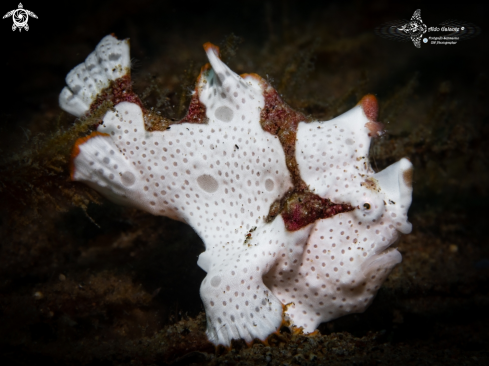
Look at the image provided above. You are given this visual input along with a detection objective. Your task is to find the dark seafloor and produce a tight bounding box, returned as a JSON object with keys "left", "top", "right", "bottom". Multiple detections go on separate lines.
{"left": 0, "top": 0, "right": 488, "bottom": 365}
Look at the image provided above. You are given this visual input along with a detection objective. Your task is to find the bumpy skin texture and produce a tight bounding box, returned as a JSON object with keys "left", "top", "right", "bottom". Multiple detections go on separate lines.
{"left": 59, "top": 35, "right": 131, "bottom": 117}
{"left": 61, "top": 35, "right": 413, "bottom": 346}
{"left": 271, "top": 100, "right": 413, "bottom": 332}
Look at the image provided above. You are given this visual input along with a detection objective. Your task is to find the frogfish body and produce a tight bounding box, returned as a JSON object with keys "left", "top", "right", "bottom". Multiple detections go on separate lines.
{"left": 60, "top": 35, "right": 413, "bottom": 346}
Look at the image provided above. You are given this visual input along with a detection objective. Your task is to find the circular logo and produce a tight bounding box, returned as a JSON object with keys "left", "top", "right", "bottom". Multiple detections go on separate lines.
{"left": 423, "top": 38, "right": 428, "bottom": 43}
{"left": 12, "top": 9, "right": 28, "bottom": 28}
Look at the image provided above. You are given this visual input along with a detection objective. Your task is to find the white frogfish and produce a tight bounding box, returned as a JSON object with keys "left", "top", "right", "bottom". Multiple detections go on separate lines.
{"left": 59, "top": 35, "right": 413, "bottom": 346}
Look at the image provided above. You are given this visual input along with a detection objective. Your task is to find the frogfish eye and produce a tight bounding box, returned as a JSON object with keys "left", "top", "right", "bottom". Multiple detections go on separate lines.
{"left": 363, "top": 203, "right": 371, "bottom": 210}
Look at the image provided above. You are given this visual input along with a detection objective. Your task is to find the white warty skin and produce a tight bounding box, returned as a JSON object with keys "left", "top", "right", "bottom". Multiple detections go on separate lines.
{"left": 60, "top": 35, "right": 413, "bottom": 346}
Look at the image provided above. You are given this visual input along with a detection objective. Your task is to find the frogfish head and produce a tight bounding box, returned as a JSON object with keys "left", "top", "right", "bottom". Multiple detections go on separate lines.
{"left": 292, "top": 158, "right": 414, "bottom": 327}
{"left": 355, "top": 157, "right": 413, "bottom": 278}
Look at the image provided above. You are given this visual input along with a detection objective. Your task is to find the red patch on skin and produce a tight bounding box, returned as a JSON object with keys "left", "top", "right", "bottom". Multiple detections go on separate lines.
{"left": 359, "top": 94, "right": 378, "bottom": 121}
{"left": 261, "top": 86, "right": 305, "bottom": 136}
{"left": 70, "top": 131, "right": 110, "bottom": 181}
{"left": 260, "top": 85, "right": 307, "bottom": 189}
{"left": 281, "top": 192, "right": 353, "bottom": 231}
{"left": 259, "top": 78, "right": 354, "bottom": 230}
{"left": 90, "top": 74, "right": 144, "bottom": 113}
{"left": 179, "top": 64, "right": 210, "bottom": 124}
{"left": 359, "top": 94, "right": 384, "bottom": 137}
{"left": 179, "top": 92, "right": 208, "bottom": 124}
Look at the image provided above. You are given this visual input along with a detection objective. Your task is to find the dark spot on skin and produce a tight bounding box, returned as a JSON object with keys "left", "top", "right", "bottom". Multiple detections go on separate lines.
{"left": 403, "top": 168, "right": 413, "bottom": 188}
{"left": 108, "top": 53, "right": 121, "bottom": 61}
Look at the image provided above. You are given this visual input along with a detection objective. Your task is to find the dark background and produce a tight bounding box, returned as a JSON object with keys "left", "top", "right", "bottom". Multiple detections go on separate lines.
{"left": 2, "top": 1, "right": 487, "bottom": 129}
{"left": 0, "top": 1, "right": 488, "bottom": 365}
